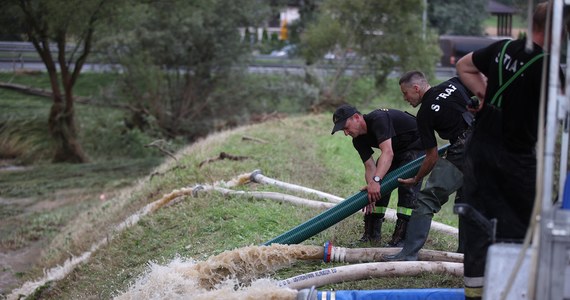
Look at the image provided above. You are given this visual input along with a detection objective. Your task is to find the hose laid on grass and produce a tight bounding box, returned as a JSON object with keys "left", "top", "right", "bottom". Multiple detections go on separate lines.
{"left": 193, "top": 184, "right": 457, "bottom": 237}
{"left": 321, "top": 241, "right": 463, "bottom": 264}
{"left": 192, "top": 185, "right": 335, "bottom": 210}
{"left": 249, "top": 170, "right": 344, "bottom": 203}
{"left": 277, "top": 261, "right": 463, "bottom": 290}
{"left": 241, "top": 170, "right": 457, "bottom": 237}
{"left": 264, "top": 145, "right": 450, "bottom": 245}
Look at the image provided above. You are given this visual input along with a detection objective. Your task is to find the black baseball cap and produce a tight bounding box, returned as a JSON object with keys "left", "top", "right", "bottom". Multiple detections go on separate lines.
{"left": 331, "top": 104, "right": 359, "bottom": 134}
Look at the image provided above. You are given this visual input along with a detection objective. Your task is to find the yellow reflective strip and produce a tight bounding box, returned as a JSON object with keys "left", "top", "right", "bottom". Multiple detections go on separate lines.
{"left": 397, "top": 206, "right": 413, "bottom": 216}
{"left": 373, "top": 206, "right": 387, "bottom": 213}
{"left": 464, "top": 287, "right": 483, "bottom": 298}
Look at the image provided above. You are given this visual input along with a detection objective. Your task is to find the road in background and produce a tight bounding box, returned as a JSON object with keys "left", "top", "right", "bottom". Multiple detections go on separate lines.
{"left": 0, "top": 41, "right": 457, "bottom": 79}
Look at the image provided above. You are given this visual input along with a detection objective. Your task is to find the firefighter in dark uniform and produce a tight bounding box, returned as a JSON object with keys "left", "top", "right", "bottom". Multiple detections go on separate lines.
{"left": 456, "top": 3, "right": 548, "bottom": 299}
{"left": 331, "top": 104, "right": 424, "bottom": 246}
{"left": 384, "top": 71, "right": 474, "bottom": 261}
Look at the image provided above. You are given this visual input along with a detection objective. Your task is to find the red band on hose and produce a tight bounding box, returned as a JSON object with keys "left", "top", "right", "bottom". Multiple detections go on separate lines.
{"left": 325, "top": 241, "right": 333, "bottom": 262}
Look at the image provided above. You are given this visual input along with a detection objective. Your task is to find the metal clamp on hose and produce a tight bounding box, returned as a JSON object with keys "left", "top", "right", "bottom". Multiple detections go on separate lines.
{"left": 296, "top": 286, "right": 317, "bottom": 300}
{"left": 323, "top": 241, "right": 333, "bottom": 262}
{"left": 191, "top": 185, "right": 205, "bottom": 197}
{"left": 249, "top": 169, "right": 263, "bottom": 182}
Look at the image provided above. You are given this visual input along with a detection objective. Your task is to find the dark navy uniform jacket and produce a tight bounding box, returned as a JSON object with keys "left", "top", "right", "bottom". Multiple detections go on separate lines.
{"left": 472, "top": 38, "right": 544, "bottom": 152}
{"left": 417, "top": 77, "right": 472, "bottom": 149}
{"left": 353, "top": 109, "right": 422, "bottom": 163}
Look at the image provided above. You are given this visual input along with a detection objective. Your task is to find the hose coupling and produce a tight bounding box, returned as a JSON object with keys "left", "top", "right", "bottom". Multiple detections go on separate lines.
{"left": 250, "top": 169, "right": 263, "bottom": 182}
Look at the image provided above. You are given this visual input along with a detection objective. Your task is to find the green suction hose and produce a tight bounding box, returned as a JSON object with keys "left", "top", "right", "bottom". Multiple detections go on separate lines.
{"left": 263, "top": 144, "right": 450, "bottom": 245}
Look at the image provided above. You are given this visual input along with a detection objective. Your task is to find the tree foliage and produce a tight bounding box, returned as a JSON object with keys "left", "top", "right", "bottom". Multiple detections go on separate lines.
{"left": 0, "top": 0, "right": 120, "bottom": 163}
{"left": 0, "top": 2, "right": 24, "bottom": 40}
{"left": 98, "top": 0, "right": 270, "bottom": 139}
{"left": 287, "top": 0, "right": 323, "bottom": 44}
{"left": 428, "top": 0, "right": 488, "bottom": 35}
{"left": 300, "top": 0, "right": 440, "bottom": 108}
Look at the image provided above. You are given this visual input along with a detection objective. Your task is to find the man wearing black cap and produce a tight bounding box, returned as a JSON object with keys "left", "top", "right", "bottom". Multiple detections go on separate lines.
{"left": 332, "top": 104, "right": 424, "bottom": 246}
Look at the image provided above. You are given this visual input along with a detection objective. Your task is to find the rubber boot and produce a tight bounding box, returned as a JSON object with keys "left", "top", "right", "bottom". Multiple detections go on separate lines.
{"left": 369, "top": 213, "right": 383, "bottom": 246}
{"left": 388, "top": 218, "right": 408, "bottom": 247}
{"left": 357, "top": 214, "right": 373, "bottom": 243}
{"left": 383, "top": 213, "right": 433, "bottom": 261}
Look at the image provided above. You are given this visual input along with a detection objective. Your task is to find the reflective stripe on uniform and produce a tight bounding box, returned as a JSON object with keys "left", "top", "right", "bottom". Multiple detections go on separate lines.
{"left": 464, "top": 287, "right": 483, "bottom": 299}
{"left": 372, "top": 206, "right": 387, "bottom": 214}
{"left": 464, "top": 276, "right": 484, "bottom": 298}
{"left": 397, "top": 206, "right": 413, "bottom": 216}
{"left": 464, "top": 276, "right": 484, "bottom": 287}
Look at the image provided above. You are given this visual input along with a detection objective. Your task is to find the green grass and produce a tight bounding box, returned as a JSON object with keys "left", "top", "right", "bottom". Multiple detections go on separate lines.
{"left": 0, "top": 71, "right": 462, "bottom": 299}
{"left": 0, "top": 158, "right": 162, "bottom": 198}
{"left": 0, "top": 72, "right": 119, "bottom": 94}
{"left": 0, "top": 71, "right": 168, "bottom": 297}
{"left": 0, "top": 72, "right": 150, "bottom": 162}
{"left": 0, "top": 203, "right": 88, "bottom": 250}
{"left": 9, "top": 114, "right": 462, "bottom": 299}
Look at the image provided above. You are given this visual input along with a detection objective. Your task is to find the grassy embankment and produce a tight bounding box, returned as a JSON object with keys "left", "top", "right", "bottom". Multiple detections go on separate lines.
{"left": 0, "top": 71, "right": 461, "bottom": 299}
{"left": 0, "top": 71, "right": 166, "bottom": 297}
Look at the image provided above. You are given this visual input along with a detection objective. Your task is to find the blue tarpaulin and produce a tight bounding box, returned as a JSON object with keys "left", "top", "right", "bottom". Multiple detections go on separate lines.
{"left": 318, "top": 289, "right": 464, "bottom": 300}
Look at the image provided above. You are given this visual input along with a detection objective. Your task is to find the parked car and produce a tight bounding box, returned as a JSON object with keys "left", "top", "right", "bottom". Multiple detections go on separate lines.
{"left": 323, "top": 48, "right": 357, "bottom": 60}
{"left": 270, "top": 44, "right": 298, "bottom": 58}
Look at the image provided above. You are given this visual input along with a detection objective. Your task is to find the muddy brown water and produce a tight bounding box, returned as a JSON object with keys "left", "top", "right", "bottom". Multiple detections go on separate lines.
{"left": 0, "top": 241, "right": 43, "bottom": 295}
{"left": 115, "top": 244, "right": 323, "bottom": 299}
{"left": 0, "top": 162, "right": 92, "bottom": 296}
{"left": 0, "top": 194, "right": 46, "bottom": 295}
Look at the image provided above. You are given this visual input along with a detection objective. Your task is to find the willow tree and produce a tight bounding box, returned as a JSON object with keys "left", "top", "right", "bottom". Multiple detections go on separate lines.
{"left": 4, "top": 0, "right": 117, "bottom": 163}
{"left": 98, "top": 0, "right": 270, "bottom": 140}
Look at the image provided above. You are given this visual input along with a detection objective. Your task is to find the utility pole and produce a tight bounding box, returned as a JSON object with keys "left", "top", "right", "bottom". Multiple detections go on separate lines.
{"left": 422, "top": 0, "right": 427, "bottom": 40}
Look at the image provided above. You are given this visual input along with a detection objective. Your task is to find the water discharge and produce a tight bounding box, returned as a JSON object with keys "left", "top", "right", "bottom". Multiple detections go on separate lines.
{"left": 115, "top": 244, "right": 323, "bottom": 299}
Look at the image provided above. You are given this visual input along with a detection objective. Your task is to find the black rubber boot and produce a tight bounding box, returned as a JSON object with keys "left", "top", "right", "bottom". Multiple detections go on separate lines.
{"left": 388, "top": 218, "right": 408, "bottom": 247}
{"left": 357, "top": 214, "right": 373, "bottom": 243}
{"left": 369, "top": 213, "right": 384, "bottom": 246}
{"left": 383, "top": 213, "right": 433, "bottom": 261}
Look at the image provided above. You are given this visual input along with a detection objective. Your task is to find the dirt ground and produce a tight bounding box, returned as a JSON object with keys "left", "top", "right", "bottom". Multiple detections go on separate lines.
{"left": 0, "top": 174, "right": 48, "bottom": 296}
{"left": 0, "top": 239, "right": 43, "bottom": 294}
{"left": 0, "top": 164, "right": 92, "bottom": 296}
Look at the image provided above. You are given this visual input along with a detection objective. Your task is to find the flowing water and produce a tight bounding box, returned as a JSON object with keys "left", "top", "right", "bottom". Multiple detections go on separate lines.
{"left": 5, "top": 174, "right": 325, "bottom": 299}
{"left": 115, "top": 244, "right": 323, "bottom": 299}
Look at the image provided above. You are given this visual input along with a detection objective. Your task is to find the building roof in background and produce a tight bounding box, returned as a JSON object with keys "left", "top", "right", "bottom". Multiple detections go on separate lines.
{"left": 487, "top": 0, "right": 517, "bottom": 14}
